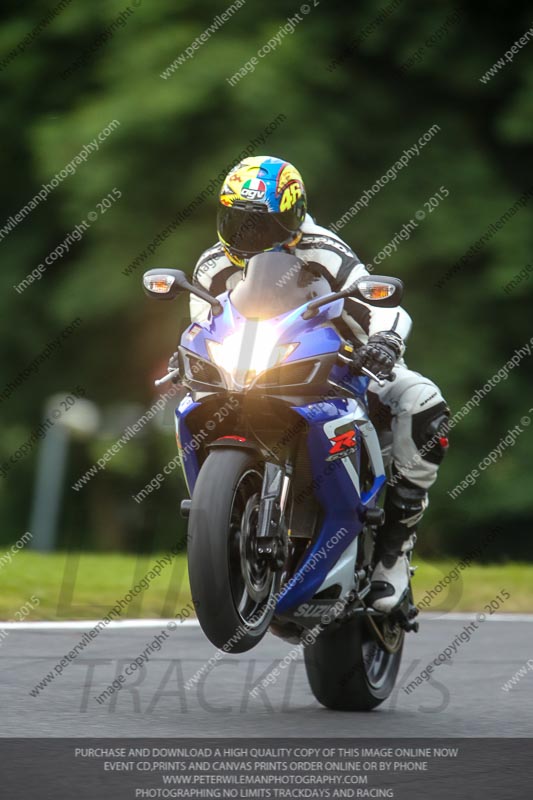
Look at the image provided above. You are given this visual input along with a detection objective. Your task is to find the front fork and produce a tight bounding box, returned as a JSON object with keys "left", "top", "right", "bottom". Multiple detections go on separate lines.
{"left": 255, "top": 462, "right": 291, "bottom": 569}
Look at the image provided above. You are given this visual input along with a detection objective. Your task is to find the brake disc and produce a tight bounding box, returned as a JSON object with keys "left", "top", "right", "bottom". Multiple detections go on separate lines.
{"left": 240, "top": 493, "right": 273, "bottom": 602}
{"left": 367, "top": 614, "right": 404, "bottom": 654}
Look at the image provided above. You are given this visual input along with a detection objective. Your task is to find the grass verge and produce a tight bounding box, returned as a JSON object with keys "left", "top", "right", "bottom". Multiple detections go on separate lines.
{"left": 0, "top": 552, "right": 190, "bottom": 621}
{"left": 0, "top": 552, "right": 531, "bottom": 620}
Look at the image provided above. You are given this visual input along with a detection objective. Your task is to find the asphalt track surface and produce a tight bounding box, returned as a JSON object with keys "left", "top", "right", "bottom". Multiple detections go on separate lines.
{"left": 2, "top": 614, "right": 532, "bottom": 737}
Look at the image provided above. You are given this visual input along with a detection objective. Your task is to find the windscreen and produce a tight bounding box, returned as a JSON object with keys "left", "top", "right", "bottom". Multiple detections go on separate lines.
{"left": 230, "top": 252, "right": 331, "bottom": 320}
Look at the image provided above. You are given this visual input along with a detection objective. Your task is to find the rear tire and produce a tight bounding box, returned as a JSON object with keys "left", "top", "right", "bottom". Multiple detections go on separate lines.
{"left": 188, "top": 448, "right": 279, "bottom": 653}
{"left": 303, "top": 616, "right": 404, "bottom": 711}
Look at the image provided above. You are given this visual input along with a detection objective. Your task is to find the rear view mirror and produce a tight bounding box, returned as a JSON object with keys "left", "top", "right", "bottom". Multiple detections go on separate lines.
{"left": 142, "top": 269, "right": 189, "bottom": 300}
{"left": 351, "top": 276, "right": 403, "bottom": 308}
{"left": 142, "top": 268, "right": 224, "bottom": 315}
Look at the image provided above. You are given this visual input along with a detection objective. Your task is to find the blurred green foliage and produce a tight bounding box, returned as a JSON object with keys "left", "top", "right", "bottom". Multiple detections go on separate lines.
{"left": 0, "top": 0, "right": 531, "bottom": 557}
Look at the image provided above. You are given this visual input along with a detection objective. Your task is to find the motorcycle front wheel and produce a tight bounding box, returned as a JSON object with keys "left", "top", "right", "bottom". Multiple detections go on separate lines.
{"left": 187, "top": 448, "right": 280, "bottom": 653}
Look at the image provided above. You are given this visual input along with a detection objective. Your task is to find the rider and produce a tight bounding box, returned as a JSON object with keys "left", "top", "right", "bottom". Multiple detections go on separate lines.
{"left": 180, "top": 155, "right": 449, "bottom": 613}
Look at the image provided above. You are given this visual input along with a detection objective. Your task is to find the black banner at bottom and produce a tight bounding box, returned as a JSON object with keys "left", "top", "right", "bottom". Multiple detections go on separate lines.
{"left": 1, "top": 738, "right": 531, "bottom": 799}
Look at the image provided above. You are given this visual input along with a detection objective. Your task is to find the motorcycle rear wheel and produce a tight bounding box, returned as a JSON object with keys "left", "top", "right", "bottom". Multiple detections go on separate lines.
{"left": 303, "top": 614, "right": 404, "bottom": 711}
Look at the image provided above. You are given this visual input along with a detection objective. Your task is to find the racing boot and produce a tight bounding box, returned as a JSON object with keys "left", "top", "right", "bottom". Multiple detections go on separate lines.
{"left": 368, "top": 477, "right": 428, "bottom": 613}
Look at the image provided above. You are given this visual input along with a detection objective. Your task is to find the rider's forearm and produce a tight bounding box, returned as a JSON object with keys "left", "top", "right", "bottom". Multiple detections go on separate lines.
{"left": 368, "top": 305, "right": 412, "bottom": 344}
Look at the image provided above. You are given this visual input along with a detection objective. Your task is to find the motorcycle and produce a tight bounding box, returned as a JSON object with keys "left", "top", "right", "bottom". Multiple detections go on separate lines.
{"left": 143, "top": 252, "right": 419, "bottom": 711}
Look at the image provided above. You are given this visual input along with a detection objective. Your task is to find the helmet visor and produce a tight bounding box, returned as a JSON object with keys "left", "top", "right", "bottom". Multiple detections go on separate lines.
{"left": 217, "top": 205, "right": 302, "bottom": 256}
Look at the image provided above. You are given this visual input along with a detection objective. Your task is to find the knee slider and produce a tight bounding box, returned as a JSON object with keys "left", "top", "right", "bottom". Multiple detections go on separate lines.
{"left": 388, "top": 473, "right": 427, "bottom": 517}
{"left": 380, "top": 478, "right": 427, "bottom": 555}
{"left": 412, "top": 401, "right": 450, "bottom": 465}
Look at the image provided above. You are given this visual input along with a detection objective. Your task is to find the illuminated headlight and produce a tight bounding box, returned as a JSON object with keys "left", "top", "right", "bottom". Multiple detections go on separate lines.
{"left": 206, "top": 326, "right": 298, "bottom": 387}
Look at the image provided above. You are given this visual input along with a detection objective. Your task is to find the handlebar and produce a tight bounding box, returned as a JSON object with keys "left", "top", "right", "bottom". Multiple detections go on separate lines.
{"left": 359, "top": 366, "right": 395, "bottom": 388}
{"left": 154, "top": 367, "right": 180, "bottom": 387}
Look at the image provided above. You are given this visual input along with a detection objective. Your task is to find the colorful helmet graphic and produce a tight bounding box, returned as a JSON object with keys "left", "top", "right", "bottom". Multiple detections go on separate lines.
{"left": 217, "top": 156, "right": 307, "bottom": 267}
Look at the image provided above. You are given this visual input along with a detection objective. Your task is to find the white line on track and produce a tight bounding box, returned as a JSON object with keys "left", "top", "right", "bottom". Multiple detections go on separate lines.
{"left": 422, "top": 612, "right": 533, "bottom": 622}
{"left": 0, "top": 620, "right": 200, "bottom": 630}
{"left": 1, "top": 613, "right": 533, "bottom": 630}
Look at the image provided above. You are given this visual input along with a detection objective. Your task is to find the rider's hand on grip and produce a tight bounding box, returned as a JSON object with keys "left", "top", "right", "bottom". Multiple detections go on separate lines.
{"left": 351, "top": 331, "right": 402, "bottom": 381}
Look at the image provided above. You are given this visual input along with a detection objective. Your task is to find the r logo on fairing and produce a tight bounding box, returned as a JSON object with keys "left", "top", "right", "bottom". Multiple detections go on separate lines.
{"left": 327, "top": 429, "right": 357, "bottom": 461}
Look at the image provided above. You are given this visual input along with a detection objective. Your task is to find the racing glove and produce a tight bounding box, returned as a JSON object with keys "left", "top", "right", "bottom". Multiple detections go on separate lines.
{"left": 351, "top": 331, "right": 403, "bottom": 380}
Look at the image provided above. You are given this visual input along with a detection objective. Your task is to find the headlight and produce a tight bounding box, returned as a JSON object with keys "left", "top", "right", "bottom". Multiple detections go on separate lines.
{"left": 206, "top": 325, "right": 298, "bottom": 387}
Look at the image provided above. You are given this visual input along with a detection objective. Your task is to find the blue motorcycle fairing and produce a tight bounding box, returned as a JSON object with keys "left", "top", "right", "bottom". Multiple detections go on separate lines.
{"left": 275, "top": 397, "right": 385, "bottom": 614}
{"left": 180, "top": 291, "right": 346, "bottom": 368}
{"left": 175, "top": 286, "right": 388, "bottom": 616}
{"left": 175, "top": 397, "right": 202, "bottom": 494}
{"left": 328, "top": 363, "right": 370, "bottom": 398}
{"left": 176, "top": 291, "right": 349, "bottom": 495}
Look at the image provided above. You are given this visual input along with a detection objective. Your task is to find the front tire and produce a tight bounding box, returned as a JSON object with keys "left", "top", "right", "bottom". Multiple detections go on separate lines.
{"left": 303, "top": 615, "right": 404, "bottom": 711}
{"left": 188, "top": 448, "right": 279, "bottom": 653}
